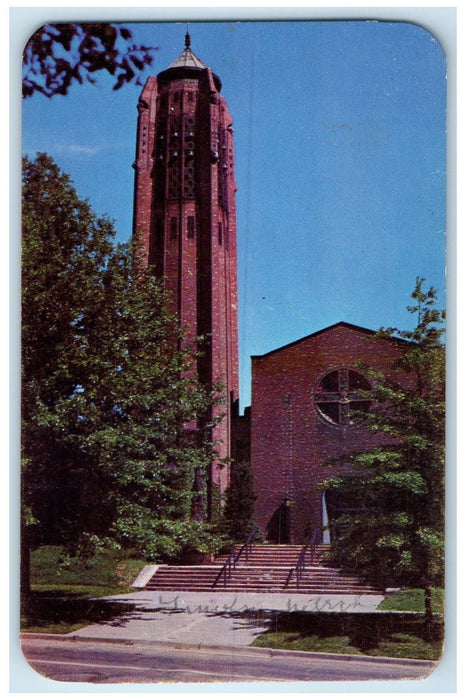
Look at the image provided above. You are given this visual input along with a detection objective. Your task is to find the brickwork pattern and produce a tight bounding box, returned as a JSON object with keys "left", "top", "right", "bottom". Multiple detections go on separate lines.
{"left": 250, "top": 323, "right": 409, "bottom": 544}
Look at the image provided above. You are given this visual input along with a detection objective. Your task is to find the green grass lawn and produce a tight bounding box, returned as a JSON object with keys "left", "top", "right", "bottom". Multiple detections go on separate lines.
{"left": 251, "top": 589, "right": 445, "bottom": 661}
{"left": 30, "top": 546, "right": 147, "bottom": 588}
{"left": 30, "top": 583, "right": 133, "bottom": 597}
{"left": 252, "top": 629, "right": 443, "bottom": 660}
{"left": 22, "top": 546, "right": 148, "bottom": 634}
{"left": 253, "top": 631, "right": 364, "bottom": 656}
{"left": 377, "top": 588, "right": 444, "bottom": 613}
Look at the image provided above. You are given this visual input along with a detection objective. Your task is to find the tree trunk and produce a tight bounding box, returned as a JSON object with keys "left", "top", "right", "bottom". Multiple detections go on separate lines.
{"left": 425, "top": 586, "right": 433, "bottom": 623}
{"left": 20, "top": 522, "right": 31, "bottom": 613}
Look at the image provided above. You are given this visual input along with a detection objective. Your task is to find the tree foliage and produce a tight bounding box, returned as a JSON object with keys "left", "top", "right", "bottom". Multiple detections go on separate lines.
{"left": 23, "top": 23, "right": 157, "bottom": 98}
{"left": 222, "top": 461, "right": 257, "bottom": 542}
{"left": 22, "top": 154, "right": 223, "bottom": 576}
{"left": 319, "top": 279, "right": 445, "bottom": 612}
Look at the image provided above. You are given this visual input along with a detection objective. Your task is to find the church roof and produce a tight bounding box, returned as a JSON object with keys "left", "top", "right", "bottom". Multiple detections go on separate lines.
{"left": 251, "top": 321, "right": 410, "bottom": 359}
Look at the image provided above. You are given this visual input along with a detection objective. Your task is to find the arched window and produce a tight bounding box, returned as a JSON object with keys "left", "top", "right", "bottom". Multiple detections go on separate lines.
{"left": 314, "top": 368, "right": 372, "bottom": 426}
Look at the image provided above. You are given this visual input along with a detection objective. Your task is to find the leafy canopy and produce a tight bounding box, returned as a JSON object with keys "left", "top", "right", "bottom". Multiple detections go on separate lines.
{"left": 23, "top": 23, "right": 157, "bottom": 98}
{"left": 319, "top": 278, "right": 445, "bottom": 592}
{"left": 222, "top": 461, "right": 257, "bottom": 543}
{"left": 22, "top": 153, "right": 223, "bottom": 561}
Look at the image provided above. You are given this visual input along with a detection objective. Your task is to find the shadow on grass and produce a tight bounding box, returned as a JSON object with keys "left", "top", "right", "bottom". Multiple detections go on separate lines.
{"left": 249, "top": 611, "right": 444, "bottom": 660}
{"left": 21, "top": 591, "right": 137, "bottom": 631}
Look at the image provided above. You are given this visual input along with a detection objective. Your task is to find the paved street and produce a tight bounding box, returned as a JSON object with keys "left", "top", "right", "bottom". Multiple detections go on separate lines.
{"left": 21, "top": 635, "right": 437, "bottom": 684}
{"left": 18, "top": 590, "right": 440, "bottom": 686}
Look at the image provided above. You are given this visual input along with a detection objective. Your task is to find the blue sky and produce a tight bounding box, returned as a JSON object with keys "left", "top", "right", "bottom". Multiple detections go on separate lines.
{"left": 22, "top": 19, "right": 447, "bottom": 409}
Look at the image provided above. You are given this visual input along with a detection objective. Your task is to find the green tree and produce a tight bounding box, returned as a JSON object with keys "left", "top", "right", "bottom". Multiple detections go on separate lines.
{"left": 23, "top": 23, "right": 157, "bottom": 98}
{"left": 320, "top": 279, "right": 445, "bottom": 620}
{"left": 22, "top": 154, "right": 222, "bottom": 595}
{"left": 222, "top": 461, "right": 257, "bottom": 542}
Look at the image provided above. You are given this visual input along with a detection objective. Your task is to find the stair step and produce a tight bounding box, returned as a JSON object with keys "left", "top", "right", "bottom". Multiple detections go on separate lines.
{"left": 147, "top": 585, "right": 381, "bottom": 594}
{"left": 214, "top": 545, "right": 331, "bottom": 564}
{"left": 144, "top": 545, "right": 382, "bottom": 595}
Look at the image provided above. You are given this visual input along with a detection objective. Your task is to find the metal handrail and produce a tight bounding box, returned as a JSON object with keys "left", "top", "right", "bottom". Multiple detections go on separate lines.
{"left": 234, "top": 526, "right": 259, "bottom": 566}
{"left": 309, "top": 527, "right": 321, "bottom": 566}
{"left": 212, "top": 547, "right": 237, "bottom": 588}
{"left": 212, "top": 527, "right": 259, "bottom": 588}
{"left": 285, "top": 528, "right": 321, "bottom": 589}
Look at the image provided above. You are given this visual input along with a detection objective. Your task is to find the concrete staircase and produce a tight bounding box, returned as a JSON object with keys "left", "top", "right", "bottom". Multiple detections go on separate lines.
{"left": 144, "top": 544, "right": 383, "bottom": 595}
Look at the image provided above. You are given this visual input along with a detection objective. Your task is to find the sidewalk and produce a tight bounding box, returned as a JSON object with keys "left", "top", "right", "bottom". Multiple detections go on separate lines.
{"left": 66, "top": 589, "right": 384, "bottom": 647}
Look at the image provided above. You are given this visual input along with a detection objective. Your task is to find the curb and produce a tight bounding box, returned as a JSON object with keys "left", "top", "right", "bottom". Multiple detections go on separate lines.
{"left": 20, "top": 632, "right": 438, "bottom": 668}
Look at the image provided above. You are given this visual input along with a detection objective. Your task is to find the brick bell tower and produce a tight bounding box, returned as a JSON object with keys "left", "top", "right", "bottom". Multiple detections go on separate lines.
{"left": 132, "top": 32, "right": 239, "bottom": 513}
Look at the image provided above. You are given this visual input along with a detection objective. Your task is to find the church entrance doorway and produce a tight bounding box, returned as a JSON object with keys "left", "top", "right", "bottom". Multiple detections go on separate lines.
{"left": 266, "top": 498, "right": 292, "bottom": 543}
{"left": 322, "top": 488, "right": 361, "bottom": 543}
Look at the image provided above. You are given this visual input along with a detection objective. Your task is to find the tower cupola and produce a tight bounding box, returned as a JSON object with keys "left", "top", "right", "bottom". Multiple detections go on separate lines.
{"left": 157, "top": 34, "right": 222, "bottom": 91}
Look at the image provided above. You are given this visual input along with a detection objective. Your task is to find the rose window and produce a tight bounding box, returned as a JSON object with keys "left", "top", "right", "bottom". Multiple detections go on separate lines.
{"left": 315, "top": 368, "right": 372, "bottom": 426}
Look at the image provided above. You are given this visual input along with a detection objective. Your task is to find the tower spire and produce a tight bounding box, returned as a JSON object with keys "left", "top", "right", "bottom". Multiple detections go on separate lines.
{"left": 185, "top": 24, "right": 191, "bottom": 49}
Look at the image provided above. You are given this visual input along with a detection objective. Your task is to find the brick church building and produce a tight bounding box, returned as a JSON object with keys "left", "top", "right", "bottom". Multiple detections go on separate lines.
{"left": 250, "top": 322, "right": 409, "bottom": 544}
{"left": 132, "top": 34, "right": 408, "bottom": 543}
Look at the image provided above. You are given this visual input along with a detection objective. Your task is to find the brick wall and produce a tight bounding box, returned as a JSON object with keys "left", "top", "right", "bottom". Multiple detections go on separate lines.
{"left": 250, "top": 322, "right": 409, "bottom": 543}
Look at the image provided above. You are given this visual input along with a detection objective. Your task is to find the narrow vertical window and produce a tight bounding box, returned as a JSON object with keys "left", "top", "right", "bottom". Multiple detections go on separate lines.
{"left": 218, "top": 221, "right": 223, "bottom": 245}
{"left": 187, "top": 215, "right": 196, "bottom": 239}
{"left": 149, "top": 218, "right": 164, "bottom": 267}
{"left": 159, "top": 93, "right": 168, "bottom": 113}
{"left": 155, "top": 218, "right": 164, "bottom": 244}
{"left": 170, "top": 217, "right": 178, "bottom": 240}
